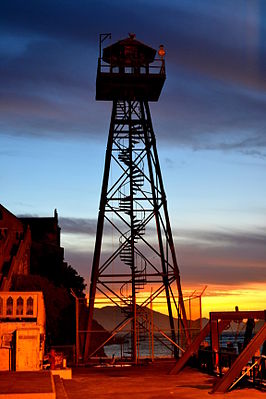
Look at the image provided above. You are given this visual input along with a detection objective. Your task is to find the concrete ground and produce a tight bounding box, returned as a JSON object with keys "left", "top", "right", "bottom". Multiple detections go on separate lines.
{"left": 0, "top": 362, "right": 264, "bottom": 399}
{"left": 0, "top": 370, "right": 55, "bottom": 399}
{"left": 62, "top": 361, "right": 265, "bottom": 399}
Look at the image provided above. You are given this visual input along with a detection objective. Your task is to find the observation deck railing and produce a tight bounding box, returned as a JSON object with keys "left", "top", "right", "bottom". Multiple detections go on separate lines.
{"left": 97, "top": 57, "right": 165, "bottom": 76}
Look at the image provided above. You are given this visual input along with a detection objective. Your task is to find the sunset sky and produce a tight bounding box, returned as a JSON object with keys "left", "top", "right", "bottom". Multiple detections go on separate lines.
{"left": 1, "top": 0, "right": 265, "bottom": 317}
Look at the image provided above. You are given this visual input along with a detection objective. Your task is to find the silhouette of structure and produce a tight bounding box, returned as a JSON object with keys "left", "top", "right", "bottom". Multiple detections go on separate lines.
{"left": 20, "top": 210, "right": 66, "bottom": 283}
{"left": 84, "top": 34, "right": 189, "bottom": 362}
{"left": 0, "top": 204, "right": 67, "bottom": 290}
{"left": 0, "top": 204, "right": 31, "bottom": 291}
{"left": 170, "top": 310, "right": 266, "bottom": 393}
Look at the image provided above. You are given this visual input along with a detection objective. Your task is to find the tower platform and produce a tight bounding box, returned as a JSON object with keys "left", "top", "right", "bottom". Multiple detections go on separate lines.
{"left": 96, "top": 60, "right": 165, "bottom": 101}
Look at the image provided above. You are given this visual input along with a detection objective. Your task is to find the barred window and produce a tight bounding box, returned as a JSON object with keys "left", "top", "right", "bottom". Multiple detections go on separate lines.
{"left": 26, "top": 297, "right": 33, "bottom": 315}
{"left": 16, "top": 297, "right": 24, "bottom": 315}
{"left": 6, "top": 297, "right": 13, "bottom": 315}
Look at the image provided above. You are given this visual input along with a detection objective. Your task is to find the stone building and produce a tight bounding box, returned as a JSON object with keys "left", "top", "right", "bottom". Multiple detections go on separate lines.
{"left": 19, "top": 209, "right": 66, "bottom": 284}
{"left": 0, "top": 204, "right": 31, "bottom": 291}
{"left": 0, "top": 291, "right": 46, "bottom": 370}
{"left": 0, "top": 204, "right": 66, "bottom": 370}
{"left": 0, "top": 204, "right": 66, "bottom": 289}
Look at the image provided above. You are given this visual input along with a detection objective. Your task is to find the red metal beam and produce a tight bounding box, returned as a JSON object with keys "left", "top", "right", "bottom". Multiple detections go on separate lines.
{"left": 211, "top": 322, "right": 266, "bottom": 393}
{"left": 169, "top": 319, "right": 230, "bottom": 375}
{"left": 210, "top": 310, "right": 265, "bottom": 321}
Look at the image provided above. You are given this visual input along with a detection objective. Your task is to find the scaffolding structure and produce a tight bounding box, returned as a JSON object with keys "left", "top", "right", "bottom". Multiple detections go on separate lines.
{"left": 84, "top": 34, "right": 190, "bottom": 362}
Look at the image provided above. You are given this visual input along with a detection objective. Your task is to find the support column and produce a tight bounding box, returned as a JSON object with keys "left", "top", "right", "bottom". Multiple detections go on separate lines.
{"left": 84, "top": 101, "right": 117, "bottom": 361}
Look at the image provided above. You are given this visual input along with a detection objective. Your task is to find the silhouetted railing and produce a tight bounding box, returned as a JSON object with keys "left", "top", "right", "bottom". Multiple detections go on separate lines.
{"left": 98, "top": 58, "right": 165, "bottom": 76}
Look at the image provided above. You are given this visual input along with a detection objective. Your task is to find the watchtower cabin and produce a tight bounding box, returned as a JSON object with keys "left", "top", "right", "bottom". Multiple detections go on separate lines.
{"left": 96, "top": 33, "right": 166, "bottom": 101}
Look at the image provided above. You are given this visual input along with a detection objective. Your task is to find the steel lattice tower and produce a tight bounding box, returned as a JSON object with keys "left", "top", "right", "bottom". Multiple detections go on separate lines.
{"left": 84, "top": 34, "right": 189, "bottom": 362}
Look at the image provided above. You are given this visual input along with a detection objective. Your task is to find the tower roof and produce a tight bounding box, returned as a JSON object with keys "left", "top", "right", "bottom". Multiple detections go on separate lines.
{"left": 102, "top": 33, "right": 156, "bottom": 66}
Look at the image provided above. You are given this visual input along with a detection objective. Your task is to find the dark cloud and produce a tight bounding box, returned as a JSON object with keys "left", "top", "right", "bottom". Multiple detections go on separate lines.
{"left": 59, "top": 216, "right": 126, "bottom": 236}
{"left": 3, "top": 1, "right": 265, "bottom": 294}
{"left": 0, "top": 0, "right": 99, "bottom": 43}
{"left": 152, "top": 69, "right": 266, "bottom": 157}
{"left": 59, "top": 217, "right": 266, "bottom": 286}
{"left": 180, "top": 263, "right": 266, "bottom": 286}
{"left": 0, "top": 0, "right": 266, "bottom": 158}
{"left": 0, "top": 34, "right": 102, "bottom": 139}
{"left": 59, "top": 217, "right": 97, "bottom": 235}
{"left": 175, "top": 227, "right": 266, "bottom": 249}
{"left": 198, "top": 134, "right": 266, "bottom": 159}
{"left": 175, "top": 227, "right": 266, "bottom": 285}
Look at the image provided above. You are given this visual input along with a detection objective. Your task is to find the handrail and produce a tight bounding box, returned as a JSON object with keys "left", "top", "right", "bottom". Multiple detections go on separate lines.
{"left": 98, "top": 57, "right": 165, "bottom": 76}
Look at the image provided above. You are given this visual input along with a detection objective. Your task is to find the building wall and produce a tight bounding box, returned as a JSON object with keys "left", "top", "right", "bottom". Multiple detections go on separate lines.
{"left": 20, "top": 210, "right": 66, "bottom": 285}
{"left": 0, "top": 291, "right": 46, "bottom": 370}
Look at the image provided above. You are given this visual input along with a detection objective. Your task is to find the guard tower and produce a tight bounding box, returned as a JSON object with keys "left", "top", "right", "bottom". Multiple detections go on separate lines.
{"left": 84, "top": 34, "right": 189, "bottom": 362}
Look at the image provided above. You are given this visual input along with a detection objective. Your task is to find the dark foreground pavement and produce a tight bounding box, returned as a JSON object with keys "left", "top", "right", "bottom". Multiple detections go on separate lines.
{"left": 0, "top": 361, "right": 264, "bottom": 399}
{"left": 0, "top": 370, "right": 55, "bottom": 399}
{"left": 63, "top": 360, "right": 265, "bottom": 399}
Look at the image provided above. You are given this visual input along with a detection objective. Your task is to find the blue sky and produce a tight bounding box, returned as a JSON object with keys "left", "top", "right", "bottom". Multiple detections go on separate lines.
{"left": 0, "top": 0, "right": 265, "bottom": 306}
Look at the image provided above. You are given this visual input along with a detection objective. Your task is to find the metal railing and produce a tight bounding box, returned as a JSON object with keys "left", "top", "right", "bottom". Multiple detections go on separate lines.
{"left": 97, "top": 58, "right": 165, "bottom": 76}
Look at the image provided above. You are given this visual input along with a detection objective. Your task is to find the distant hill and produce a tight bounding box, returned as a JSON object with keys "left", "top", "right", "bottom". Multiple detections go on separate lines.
{"left": 93, "top": 306, "right": 264, "bottom": 335}
{"left": 93, "top": 305, "right": 207, "bottom": 333}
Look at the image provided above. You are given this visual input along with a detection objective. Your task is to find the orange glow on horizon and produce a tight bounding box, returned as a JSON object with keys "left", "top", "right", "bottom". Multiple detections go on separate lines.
{"left": 201, "top": 283, "right": 266, "bottom": 317}
{"left": 90, "top": 282, "right": 266, "bottom": 319}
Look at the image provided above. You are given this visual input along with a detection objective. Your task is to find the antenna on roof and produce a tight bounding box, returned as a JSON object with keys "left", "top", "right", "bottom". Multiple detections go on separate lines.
{"left": 99, "top": 33, "right": 111, "bottom": 59}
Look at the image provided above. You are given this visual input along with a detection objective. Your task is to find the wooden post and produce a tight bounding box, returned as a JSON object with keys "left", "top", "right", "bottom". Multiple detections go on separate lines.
{"left": 150, "top": 288, "right": 154, "bottom": 361}
{"left": 70, "top": 289, "right": 79, "bottom": 365}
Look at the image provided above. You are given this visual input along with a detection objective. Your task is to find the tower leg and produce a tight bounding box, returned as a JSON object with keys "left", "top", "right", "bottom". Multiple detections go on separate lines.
{"left": 144, "top": 101, "right": 191, "bottom": 345}
{"left": 128, "top": 101, "right": 137, "bottom": 363}
{"left": 140, "top": 101, "right": 178, "bottom": 357}
{"left": 84, "top": 101, "right": 117, "bottom": 361}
